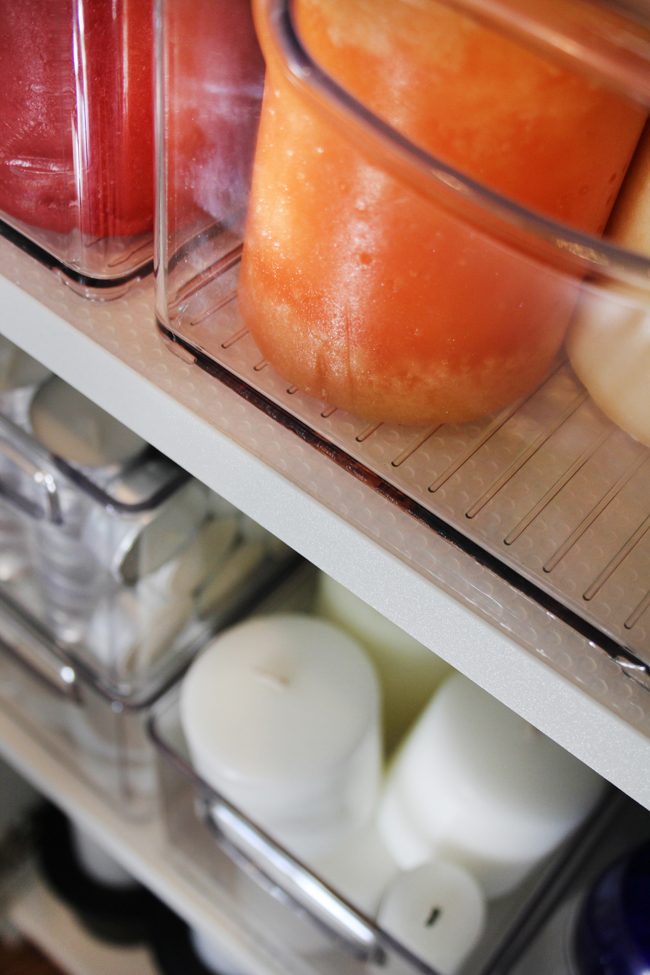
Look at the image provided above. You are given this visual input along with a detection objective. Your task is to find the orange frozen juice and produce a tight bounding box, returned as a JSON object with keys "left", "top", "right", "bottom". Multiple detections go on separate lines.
{"left": 238, "top": 0, "right": 646, "bottom": 425}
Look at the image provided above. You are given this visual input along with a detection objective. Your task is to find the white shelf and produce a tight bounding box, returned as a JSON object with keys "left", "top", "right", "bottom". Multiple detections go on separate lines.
{"left": 1, "top": 236, "right": 650, "bottom": 810}
{"left": 9, "top": 872, "right": 157, "bottom": 975}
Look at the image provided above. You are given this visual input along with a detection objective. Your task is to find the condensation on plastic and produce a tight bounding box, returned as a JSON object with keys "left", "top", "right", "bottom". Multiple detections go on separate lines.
{"left": 0, "top": 0, "right": 154, "bottom": 289}
{"left": 1, "top": 234, "right": 648, "bottom": 744}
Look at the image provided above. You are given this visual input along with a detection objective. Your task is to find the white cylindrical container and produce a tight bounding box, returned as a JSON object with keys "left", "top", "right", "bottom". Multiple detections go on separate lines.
{"left": 378, "top": 674, "right": 605, "bottom": 898}
{"left": 70, "top": 821, "right": 137, "bottom": 889}
{"left": 377, "top": 861, "right": 486, "bottom": 975}
{"left": 190, "top": 927, "right": 246, "bottom": 975}
{"left": 181, "top": 614, "right": 382, "bottom": 862}
{"left": 29, "top": 378, "right": 147, "bottom": 643}
{"left": 317, "top": 573, "right": 452, "bottom": 753}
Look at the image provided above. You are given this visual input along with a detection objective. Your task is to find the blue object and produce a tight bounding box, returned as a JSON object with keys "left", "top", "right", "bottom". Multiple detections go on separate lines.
{"left": 576, "top": 842, "right": 650, "bottom": 975}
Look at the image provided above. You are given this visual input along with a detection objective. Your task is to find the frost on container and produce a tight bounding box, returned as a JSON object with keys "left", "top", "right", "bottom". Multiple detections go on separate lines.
{"left": 157, "top": 0, "right": 650, "bottom": 435}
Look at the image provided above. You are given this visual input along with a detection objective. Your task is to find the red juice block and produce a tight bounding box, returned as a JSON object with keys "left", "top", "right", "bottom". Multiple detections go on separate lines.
{"left": 0, "top": 2, "right": 71, "bottom": 235}
{"left": 164, "top": 0, "right": 265, "bottom": 242}
{"left": 0, "top": 0, "right": 153, "bottom": 258}
{"left": 238, "top": 0, "right": 646, "bottom": 426}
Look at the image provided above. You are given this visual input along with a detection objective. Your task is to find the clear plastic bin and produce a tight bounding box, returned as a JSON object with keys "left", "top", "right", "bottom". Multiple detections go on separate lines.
{"left": 506, "top": 797, "right": 650, "bottom": 975}
{"left": 149, "top": 569, "right": 627, "bottom": 975}
{"left": 154, "top": 0, "right": 650, "bottom": 701}
{"left": 155, "top": 0, "right": 650, "bottom": 427}
{"left": 0, "top": 0, "right": 154, "bottom": 295}
{"left": 0, "top": 404, "right": 297, "bottom": 818}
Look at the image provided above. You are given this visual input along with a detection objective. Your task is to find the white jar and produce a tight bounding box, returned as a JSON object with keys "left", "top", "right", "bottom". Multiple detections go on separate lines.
{"left": 377, "top": 860, "right": 486, "bottom": 975}
{"left": 378, "top": 673, "right": 605, "bottom": 898}
{"left": 181, "top": 614, "right": 381, "bottom": 862}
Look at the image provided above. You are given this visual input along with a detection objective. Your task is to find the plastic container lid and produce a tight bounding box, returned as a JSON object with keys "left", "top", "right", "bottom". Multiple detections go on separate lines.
{"left": 575, "top": 842, "right": 650, "bottom": 975}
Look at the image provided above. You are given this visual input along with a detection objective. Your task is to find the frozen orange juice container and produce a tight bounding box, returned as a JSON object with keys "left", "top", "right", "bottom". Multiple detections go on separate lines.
{"left": 0, "top": 0, "right": 154, "bottom": 295}
{"left": 156, "top": 0, "right": 650, "bottom": 432}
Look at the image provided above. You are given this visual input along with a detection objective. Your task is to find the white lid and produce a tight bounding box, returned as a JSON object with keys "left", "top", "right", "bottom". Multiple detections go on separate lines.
{"left": 30, "top": 377, "right": 146, "bottom": 467}
{"left": 180, "top": 614, "right": 380, "bottom": 787}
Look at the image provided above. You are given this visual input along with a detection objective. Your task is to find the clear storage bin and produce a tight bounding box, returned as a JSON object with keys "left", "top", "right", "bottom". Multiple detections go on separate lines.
{"left": 0, "top": 405, "right": 296, "bottom": 818}
{"left": 0, "top": 0, "right": 154, "bottom": 295}
{"left": 507, "top": 797, "right": 650, "bottom": 975}
{"left": 155, "top": 0, "right": 650, "bottom": 425}
{"left": 155, "top": 0, "right": 650, "bottom": 687}
{"left": 149, "top": 568, "right": 626, "bottom": 975}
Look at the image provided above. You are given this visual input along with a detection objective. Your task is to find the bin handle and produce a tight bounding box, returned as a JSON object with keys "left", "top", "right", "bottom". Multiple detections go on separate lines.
{"left": 0, "top": 433, "right": 61, "bottom": 523}
{"left": 0, "top": 630, "right": 81, "bottom": 703}
{"left": 201, "top": 796, "right": 385, "bottom": 965}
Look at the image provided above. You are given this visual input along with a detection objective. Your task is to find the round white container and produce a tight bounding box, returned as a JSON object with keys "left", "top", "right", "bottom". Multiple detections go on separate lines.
{"left": 181, "top": 614, "right": 381, "bottom": 862}
{"left": 70, "top": 821, "right": 137, "bottom": 889}
{"left": 378, "top": 673, "right": 605, "bottom": 897}
{"left": 377, "top": 860, "right": 486, "bottom": 975}
{"left": 190, "top": 927, "right": 246, "bottom": 975}
{"left": 567, "top": 123, "right": 650, "bottom": 448}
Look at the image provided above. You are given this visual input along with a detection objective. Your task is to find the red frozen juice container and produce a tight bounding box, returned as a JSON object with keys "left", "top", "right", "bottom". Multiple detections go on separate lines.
{"left": 0, "top": 0, "right": 154, "bottom": 293}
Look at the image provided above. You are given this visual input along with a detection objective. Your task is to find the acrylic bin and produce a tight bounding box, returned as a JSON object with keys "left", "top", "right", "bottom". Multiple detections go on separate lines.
{"left": 148, "top": 567, "right": 626, "bottom": 975}
{"left": 0, "top": 0, "right": 154, "bottom": 294}
{"left": 149, "top": 679, "right": 627, "bottom": 975}
{"left": 154, "top": 0, "right": 650, "bottom": 702}
{"left": 0, "top": 407, "right": 296, "bottom": 818}
{"left": 154, "top": 0, "right": 650, "bottom": 426}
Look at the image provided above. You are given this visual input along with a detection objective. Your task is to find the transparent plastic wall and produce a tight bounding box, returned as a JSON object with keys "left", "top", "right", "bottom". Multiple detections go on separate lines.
{"left": 155, "top": 0, "right": 650, "bottom": 673}
{"left": 508, "top": 798, "right": 650, "bottom": 975}
{"left": 155, "top": 0, "right": 650, "bottom": 429}
{"left": 149, "top": 568, "right": 628, "bottom": 975}
{"left": 0, "top": 358, "right": 295, "bottom": 816}
{"left": 155, "top": 0, "right": 264, "bottom": 314}
{"left": 0, "top": 0, "right": 154, "bottom": 292}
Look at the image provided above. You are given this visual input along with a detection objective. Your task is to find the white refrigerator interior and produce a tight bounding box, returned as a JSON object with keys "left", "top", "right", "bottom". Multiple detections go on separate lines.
{"left": 2, "top": 0, "right": 650, "bottom": 967}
